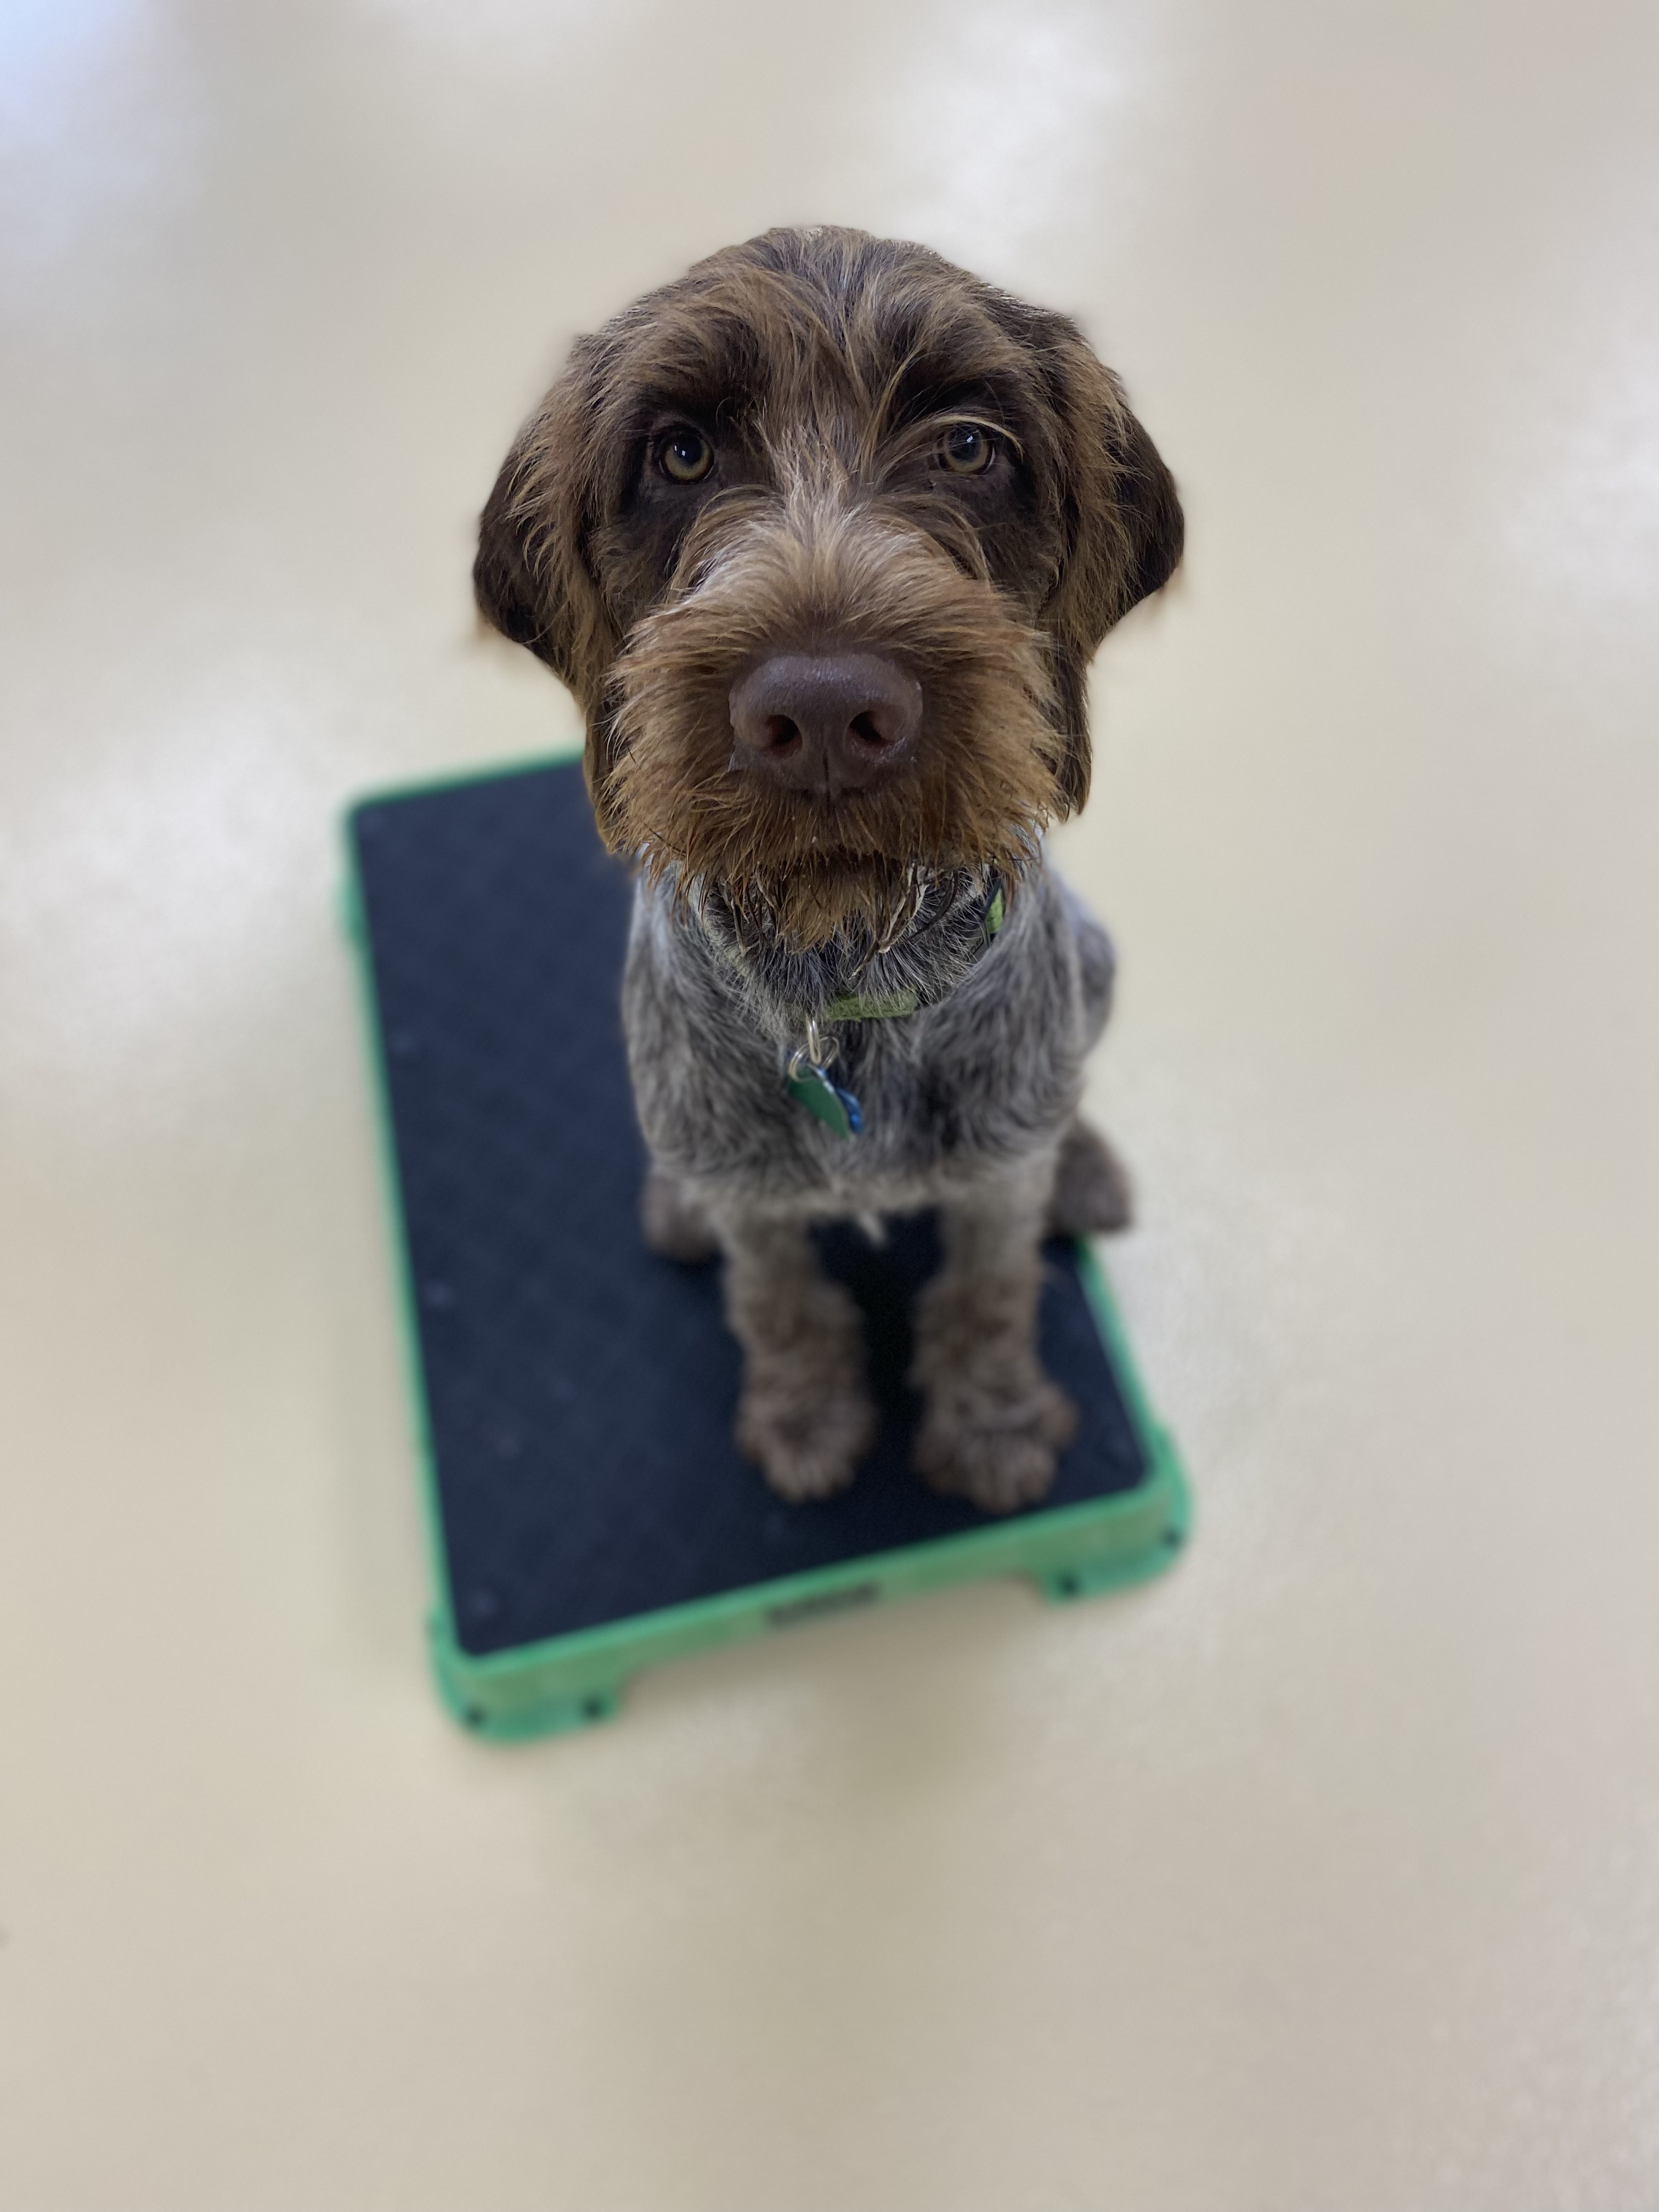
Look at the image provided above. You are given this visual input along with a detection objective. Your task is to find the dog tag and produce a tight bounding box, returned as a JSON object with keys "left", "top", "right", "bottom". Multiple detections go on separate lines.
{"left": 786, "top": 1060, "right": 863, "bottom": 1139}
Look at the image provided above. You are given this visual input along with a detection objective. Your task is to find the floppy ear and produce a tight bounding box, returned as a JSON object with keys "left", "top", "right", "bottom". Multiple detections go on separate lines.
{"left": 1025, "top": 316, "right": 1184, "bottom": 811}
{"left": 473, "top": 355, "right": 622, "bottom": 805}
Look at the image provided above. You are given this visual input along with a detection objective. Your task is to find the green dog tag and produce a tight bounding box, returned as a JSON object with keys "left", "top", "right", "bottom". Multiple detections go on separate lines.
{"left": 786, "top": 1062, "right": 862, "bottom": 1139}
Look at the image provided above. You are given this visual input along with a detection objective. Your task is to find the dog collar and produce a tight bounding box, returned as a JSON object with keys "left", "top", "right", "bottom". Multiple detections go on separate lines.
{"left": 816, "top": 881, "right": 1005, "bottom": 1023}
{"left": 783, "top": 877, "right": 1006, "bottom": 1139}
{"left": 684, "top": 870, "right": 1009, "bottom": 1141}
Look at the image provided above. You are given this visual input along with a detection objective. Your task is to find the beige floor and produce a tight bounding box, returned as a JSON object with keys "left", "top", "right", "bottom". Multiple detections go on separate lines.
{"left": 3, "top": 3, "right": 1657, "bottom": 2207}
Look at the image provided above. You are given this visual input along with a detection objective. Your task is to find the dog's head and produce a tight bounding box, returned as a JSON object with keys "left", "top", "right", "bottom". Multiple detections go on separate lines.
{"left": 476, "top": 227, "right": 1182, "bottom": 950}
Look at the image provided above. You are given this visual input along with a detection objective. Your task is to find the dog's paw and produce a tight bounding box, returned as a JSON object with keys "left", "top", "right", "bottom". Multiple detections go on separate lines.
{"left": 914, "top": 1371, "right": 1078, "bottom": 1514}
{"left": 737, "top": 1377, "right": 877, "bottom": 1501}
{"left": 640, "top": 1169, "right": 721, "bottom": 1265}
{"left": 1045, "top": 1119, "right": 1134, "bottom": 1239}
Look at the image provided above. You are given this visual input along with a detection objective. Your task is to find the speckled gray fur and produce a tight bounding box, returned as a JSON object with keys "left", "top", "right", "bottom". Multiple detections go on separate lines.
{"left": 626, "top": 856, "right": 1119, "bottom": 1510}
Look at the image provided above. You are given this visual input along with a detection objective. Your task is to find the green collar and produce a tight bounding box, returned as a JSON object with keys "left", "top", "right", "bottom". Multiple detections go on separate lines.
{"left": 695, "top": 874, "right": 1007, "bottom": 1028}
{"left": 819, "top": 882, "right": 1005, "bottom": 1022}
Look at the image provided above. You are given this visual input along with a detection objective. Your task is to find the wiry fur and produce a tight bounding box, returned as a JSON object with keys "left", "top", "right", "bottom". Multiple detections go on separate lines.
{"left": 610, "top": 475, "right": 1062, "bottom": 948}
{"left": 475, "top": 227, "right": 1181, "bottom": 1511}
{"left": 476, "top": 227, "right": 1182, "bottom": 917}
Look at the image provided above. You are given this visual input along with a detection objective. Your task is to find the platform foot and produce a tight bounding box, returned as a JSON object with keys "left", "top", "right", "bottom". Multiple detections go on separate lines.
{"left": 1036, "top": 1526, "right": 1186, "bottom": 1605}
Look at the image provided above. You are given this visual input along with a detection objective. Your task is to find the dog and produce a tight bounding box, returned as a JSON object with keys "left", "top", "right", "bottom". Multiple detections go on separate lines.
{"left": 473, "top": 225, "right": 1182, "bottom": 1513}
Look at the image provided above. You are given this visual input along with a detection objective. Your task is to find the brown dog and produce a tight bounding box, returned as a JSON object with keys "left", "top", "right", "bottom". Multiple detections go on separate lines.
{"left": 476, "top": 227, "right": 1181, "bottom": 1511}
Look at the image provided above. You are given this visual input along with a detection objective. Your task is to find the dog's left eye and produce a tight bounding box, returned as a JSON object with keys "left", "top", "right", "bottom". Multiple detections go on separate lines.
{"left": 658, "top": 427, "right": 714, "bottom": 484}
{"left": 939, "top": 423, "right": 995, "bottom": 475}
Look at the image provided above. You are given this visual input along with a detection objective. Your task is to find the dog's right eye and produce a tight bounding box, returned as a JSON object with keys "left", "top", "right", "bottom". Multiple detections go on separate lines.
{"left": 658, "top": 427, "right": 714, "bottom": 484}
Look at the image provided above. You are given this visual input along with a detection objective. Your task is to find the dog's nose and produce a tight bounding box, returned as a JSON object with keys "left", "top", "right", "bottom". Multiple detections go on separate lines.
{"left": 729, "top": 651, "right": 922, "bottom": 796}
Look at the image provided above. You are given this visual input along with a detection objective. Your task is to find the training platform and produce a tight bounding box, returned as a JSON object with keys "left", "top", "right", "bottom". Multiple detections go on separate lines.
{"left": 345, "top": 755, "right": 1189, "bottom": 1739}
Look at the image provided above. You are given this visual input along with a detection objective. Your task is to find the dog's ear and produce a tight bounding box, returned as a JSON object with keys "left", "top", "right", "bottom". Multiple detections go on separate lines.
{"left": 1023, "top": 314, "right": 1184, "bottom": 811}
{"left": 474, "top": 358, "right": 622, "bottom": 800}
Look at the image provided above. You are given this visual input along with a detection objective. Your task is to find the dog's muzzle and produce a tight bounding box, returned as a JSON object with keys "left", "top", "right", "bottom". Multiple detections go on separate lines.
{"left": 729, "top": 650, "right": 922, "bottom": 798}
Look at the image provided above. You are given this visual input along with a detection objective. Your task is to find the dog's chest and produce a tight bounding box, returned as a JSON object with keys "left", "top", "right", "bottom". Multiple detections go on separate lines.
{"left": 622, "top": 877, "right": 1086, "bottom": 1200}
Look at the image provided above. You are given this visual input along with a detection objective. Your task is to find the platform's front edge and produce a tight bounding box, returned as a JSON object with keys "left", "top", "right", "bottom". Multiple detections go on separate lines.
{"left": 431, "top": 1445, "right": 1188, "bottom": 1742}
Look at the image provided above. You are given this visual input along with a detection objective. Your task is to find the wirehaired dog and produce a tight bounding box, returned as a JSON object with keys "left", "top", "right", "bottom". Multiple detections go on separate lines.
{"left": 475, "top": 226, "right": 1182, "bottom": 1513}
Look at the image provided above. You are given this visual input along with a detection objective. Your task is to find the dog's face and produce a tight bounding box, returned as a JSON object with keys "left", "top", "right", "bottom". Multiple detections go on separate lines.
{"left": 476, "top": 227, "right": 1182, "bottom": 950}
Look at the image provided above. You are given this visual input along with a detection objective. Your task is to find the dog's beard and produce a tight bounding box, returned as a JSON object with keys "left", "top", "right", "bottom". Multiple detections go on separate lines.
{"left": 712, "top": 853, "right": 942, "bottom": 962}
{"left": 599, "top": 511, "right": 1066, "bottom": 951}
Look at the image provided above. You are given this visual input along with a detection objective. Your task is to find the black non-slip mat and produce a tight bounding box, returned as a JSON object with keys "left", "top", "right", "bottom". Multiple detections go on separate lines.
{"left": 352, "top": 760, "right": 1151, "bottom": 1657}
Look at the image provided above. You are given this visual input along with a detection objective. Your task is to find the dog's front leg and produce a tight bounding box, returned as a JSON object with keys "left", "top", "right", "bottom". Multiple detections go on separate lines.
{"left": 716, "top": 1209, "right": 877, "bottom": 1501}
{"left": 639, "top": 1163, "right": 720, "bottom": 1263}
{"left": 912, "top": 1149, "right": 1077, "bottom": 1513}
